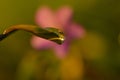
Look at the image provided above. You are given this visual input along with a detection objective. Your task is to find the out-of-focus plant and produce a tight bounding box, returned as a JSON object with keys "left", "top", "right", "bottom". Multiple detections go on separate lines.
{"left": 29, "top": 6, "right": 86, "bottom": 80}
{"left": 31, "top": 6, "right": 85, "bottom": 59}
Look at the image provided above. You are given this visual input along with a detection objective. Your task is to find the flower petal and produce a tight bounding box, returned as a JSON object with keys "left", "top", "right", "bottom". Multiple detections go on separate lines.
{"left": 56, "top": 6, "right": 73, "bottom": 27}
{"left": 53, "top": 41, "right": 69, "bottom": 59}
{"left": 31, "top": 36, "right": 56, "bottom": 50}
{"left": 67, "top": 23, "right": 85, "bottom": 39}
{"left": 35, "top": 6, "right": 60, "bottom": 29}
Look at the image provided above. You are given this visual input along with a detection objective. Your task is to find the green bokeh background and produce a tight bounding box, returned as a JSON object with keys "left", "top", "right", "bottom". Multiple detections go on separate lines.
{"left": 0, "top": 0, "right": 120, "bottom": 80}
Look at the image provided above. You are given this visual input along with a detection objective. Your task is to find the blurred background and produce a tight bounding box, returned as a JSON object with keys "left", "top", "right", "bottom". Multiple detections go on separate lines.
{"left": 0, "top": 0, "right": 120, "bottom": 80}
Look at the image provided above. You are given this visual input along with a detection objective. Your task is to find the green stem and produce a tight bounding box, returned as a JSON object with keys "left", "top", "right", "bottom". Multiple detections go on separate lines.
{"left": 0, "top": 24, "right": 64, "bottom": 44}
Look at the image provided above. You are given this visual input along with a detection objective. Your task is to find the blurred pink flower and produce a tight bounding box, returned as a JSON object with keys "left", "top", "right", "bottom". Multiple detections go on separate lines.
{"left": 31, "top": 6, "right": 85, "bottom": 59}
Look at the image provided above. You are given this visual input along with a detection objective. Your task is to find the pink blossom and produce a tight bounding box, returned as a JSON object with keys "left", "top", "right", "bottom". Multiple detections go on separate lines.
{"left": 31, "top": 6, "right": 85, "bottom": 59}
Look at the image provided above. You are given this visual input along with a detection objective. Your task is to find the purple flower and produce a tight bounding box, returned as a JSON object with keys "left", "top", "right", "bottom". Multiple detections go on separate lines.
{"left": 31, "top": 6, "right": 85, "bottom": 59}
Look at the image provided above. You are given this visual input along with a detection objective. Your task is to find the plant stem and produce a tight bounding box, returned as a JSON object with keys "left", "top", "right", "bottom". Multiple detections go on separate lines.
{"left": 0, "top": 24, "right": 64, "bottom": 44}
